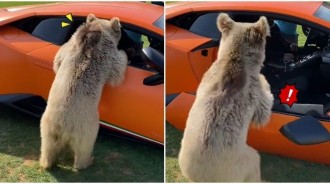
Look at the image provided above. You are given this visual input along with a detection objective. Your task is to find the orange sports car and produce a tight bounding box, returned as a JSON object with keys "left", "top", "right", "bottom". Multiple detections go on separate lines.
{"left": 166, "top": 2, "right": 330, "bottom": 164}
{"left": 0, "top": 2, "right": 164, "bottom": 145}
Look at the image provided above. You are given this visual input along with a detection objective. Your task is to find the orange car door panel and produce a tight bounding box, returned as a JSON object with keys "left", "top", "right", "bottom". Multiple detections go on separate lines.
{"left": 166, "top": 24, "right": 215, "bottom": 94}
{"left": 29, "top": 45, "right": 164, "bottom": 143}
{"left": 166, "top": 92, "right": 330, "bottom": 165}
{"left": 0, "top": 25, "right": 51, "bottom": 95}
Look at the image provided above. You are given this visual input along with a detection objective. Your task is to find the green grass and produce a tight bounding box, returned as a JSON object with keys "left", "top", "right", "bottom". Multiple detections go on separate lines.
{"left": 142, "top": 35, "right": 150, "bottom": 48}
{"left": 166, "top": 123, "right": 330, "bottom": 182}
{"left": 0, "top": 104, "right": 163, "bottom": 182}
{"left": 0, "top": 2, "right": 52, "bottom": 8}
{"left": 297, "top": 25, "right": 307, "bottom": 47}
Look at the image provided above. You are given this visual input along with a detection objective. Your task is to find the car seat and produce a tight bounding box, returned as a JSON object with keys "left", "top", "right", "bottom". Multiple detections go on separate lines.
{"left": 32, "top": 18, "right": 82, "bottom": 45}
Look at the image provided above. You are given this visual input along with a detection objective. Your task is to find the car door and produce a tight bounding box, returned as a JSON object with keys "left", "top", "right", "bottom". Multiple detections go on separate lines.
{"left": 0, "top": 20, "right": 53, "bottom": 96}
{"left": 166, "top": 12, "right": 221, "bottom": 130}
{"left": 1, "top": 15, "right": 164, "bottom": 144}
{"left": 166, "top": 12, "right": 220, "bottom": 95}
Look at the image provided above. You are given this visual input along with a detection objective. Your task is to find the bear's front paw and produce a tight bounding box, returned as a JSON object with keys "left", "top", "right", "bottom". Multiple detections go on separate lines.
{"left": 251, "top": 108, "right": 272, "bottom": 128}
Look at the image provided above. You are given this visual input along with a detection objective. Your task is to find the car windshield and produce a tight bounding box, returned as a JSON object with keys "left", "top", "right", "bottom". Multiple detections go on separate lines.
{"left": 314, "top": 2, "right": 330, "bottom": 22}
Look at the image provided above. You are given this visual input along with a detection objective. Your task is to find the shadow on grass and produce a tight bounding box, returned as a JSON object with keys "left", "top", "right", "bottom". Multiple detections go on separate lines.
{"left": 166, "top": 123, "right": 330, "bottom": 182}
{"left": 0, "top": 104, "right": 163, "bottom": 182}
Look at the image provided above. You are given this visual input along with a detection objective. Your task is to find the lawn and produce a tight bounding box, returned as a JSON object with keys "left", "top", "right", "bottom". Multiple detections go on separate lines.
{"left": 0, "top": 104, "right": 164, "bottom": 182}
{"left": 0, "top": 2, "right": 52, "bottom": 8}
{"left": 297, "top": 25, "right": 307, "bottom": 47}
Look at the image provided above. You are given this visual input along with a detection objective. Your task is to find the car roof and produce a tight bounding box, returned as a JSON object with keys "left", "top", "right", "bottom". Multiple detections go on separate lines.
{"left": 166, "top": 2, "right": 330, "bottom": 28}
{"left": 0, "top": 2, "right": 164, "bottom": 35}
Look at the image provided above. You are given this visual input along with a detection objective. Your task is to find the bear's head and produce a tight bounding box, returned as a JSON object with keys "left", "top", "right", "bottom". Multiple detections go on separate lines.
{"left": 217, "top": 13, "right": 270, "bottom": 48}
{"left": 86, "top": 14, "right": 122, "bottom": 46}
{"left": 217, "top": 13, "right": 270, "bottom": 67}
{"left": 216, "top": 13, "right": 270, "bottom": 94}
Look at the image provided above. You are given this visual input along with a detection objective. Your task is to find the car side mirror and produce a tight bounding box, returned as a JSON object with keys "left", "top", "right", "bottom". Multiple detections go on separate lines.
{"left": 141, "top": 47, "right": 164, "bottom": 86}
{"left": 141, "top": 47, "right": 164, "bottom": 75}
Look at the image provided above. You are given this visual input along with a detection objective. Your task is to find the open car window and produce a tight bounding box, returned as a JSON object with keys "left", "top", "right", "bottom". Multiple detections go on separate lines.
{"left": 118, "top": 28, "right": 163, "bottom": 71}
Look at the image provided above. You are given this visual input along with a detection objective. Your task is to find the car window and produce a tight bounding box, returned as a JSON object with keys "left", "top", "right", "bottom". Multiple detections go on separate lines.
{"left": 117, "top": 28, "right": 163, "bottom": 72}
{"left": 189, "top": 13, "right": 220, "bottom": 40}
{"left": 32, "top": 17, "right": 81, "bottom": 45}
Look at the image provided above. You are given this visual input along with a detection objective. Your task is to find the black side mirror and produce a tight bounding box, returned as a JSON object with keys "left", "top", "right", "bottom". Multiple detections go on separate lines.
{"left": 141, "top": 47, "right": 164, "bottom": 86}
{"left": 141, "top": 47, "right": 164, "bottom": 75}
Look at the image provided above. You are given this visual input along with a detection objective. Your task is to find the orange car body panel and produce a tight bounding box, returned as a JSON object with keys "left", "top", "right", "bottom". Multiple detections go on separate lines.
{"left": 167, "top": 93, "right": 330, "bottom": 165}
{"left": 0, "top": 2, "right": 164, "bottom": 144}
{"left": 166, "top": 2, "right": 330, "bottom": 163}
{"left": 166, "top": 24, "right": 219, "bottom": 94}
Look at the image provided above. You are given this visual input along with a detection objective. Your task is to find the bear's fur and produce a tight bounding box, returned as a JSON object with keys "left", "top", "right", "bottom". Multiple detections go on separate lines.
{"left": 40, "top": 14, "right": 128, "bottom": 170}
{"left": 178, "top": 13, "right": 274, "bottom": 182}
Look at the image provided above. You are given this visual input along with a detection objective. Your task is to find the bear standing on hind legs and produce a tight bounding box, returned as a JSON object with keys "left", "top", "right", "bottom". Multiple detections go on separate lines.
{"left": 39, "top": 14, "right": 128, "bottom": 170}
{"left": 178, "top": 13, "right": 274, "bottom": 182}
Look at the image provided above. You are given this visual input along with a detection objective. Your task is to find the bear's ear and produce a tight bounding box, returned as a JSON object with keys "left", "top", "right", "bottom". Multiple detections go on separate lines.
{"left": 87, "top": 14, "right": 97, "bottom": 23}
{"left": 217, "top": 13, "right": 234, "bottom": 33}
{"left": 110, "top": 17, "right": 121, "bottom": 32}
{"left": 256, "top": 16, "right": 270, "bottom": 37}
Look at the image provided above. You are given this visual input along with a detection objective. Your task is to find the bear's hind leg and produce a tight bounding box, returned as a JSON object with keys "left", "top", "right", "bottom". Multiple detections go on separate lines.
{"left": 72, "top": 123, "right": 99, "bottom": 170}
{"left": 244, "top": 146, "right": 262, "bottom": 182}
{"left": 40, "top": 131, "right": 63, "bottom": 169}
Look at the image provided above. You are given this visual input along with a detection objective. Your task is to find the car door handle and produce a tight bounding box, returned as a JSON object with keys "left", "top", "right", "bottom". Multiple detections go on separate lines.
{"left": 201, "top": 49, "right": 208, "bottom": 57}
{"left": 143, "top": 73, "right": 163, "bottom": 86}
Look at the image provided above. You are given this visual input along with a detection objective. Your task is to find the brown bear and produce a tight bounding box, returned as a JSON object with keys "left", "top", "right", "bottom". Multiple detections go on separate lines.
{"left": 178, "top": 13, "right": 274, "bottom": 182}
{"left": 39, "top": 14, "right": 128, "bottom": 170}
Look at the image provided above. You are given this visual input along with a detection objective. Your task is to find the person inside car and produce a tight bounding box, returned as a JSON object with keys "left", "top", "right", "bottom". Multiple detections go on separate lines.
{"left": 266, "top": 19, "right": 298, "bottom": 62}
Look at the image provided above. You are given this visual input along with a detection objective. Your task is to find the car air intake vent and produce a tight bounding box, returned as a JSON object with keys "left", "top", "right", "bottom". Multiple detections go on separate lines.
{"left": 280, "top": 115, "right": 330, "bottom": 145}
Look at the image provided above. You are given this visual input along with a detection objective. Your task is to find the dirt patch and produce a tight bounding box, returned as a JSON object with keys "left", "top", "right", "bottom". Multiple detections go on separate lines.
{"left": 107, "top": 152, "right": 124, "bottom": 160}
{"left": 96, "top": 170, "right": 104, "bottom": 175}
{"left": 122, "top": 168, "right": 134, "bottom": 176}
{"left": 19, "top": 143, "right": 25, "bottom": 148}
{"left": 293, "top": 161, "right": 304, "bottom": 168}
{"left": 7, "top": 168, "right": 14, "bottom": 177}
{"left": 23, "top": 153, "right": 38, "bottom": 167}
{"left": 19, "top": 173, "right": 26, "bottom": 182}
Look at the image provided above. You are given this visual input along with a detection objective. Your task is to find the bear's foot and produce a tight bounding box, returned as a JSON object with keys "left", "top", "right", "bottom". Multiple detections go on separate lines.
{"left": 74, "top": 156, "right": 94, "bottom": 170}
